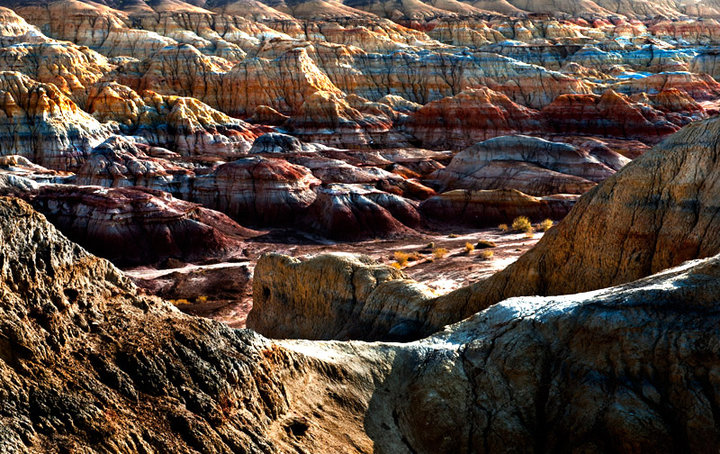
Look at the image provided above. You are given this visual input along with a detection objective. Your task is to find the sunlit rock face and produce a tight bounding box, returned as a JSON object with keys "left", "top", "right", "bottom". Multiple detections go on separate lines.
{"left": 0, "top": 71, "right": 112, "bottom": 171}
{"left": 403, "top": 88, "right": 541, "bottom": 149}
{"left": 73, "top": 136, "right": 194, "bottom": 195}
{"left": 540, "top": 90, "right": 683, "bottom": 143}
{"left": 248, "top": 252, "right": 436, "bottom": 340}
{"left": 87, "top": 85, "right": 268, "bottom": 158}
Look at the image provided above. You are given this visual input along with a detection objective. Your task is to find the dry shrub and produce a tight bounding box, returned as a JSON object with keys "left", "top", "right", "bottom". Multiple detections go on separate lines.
{"left": 432, "top": 247, "right": 449, "bottom": 259}
{"left": 539, "top": 219, "right": 554, "bottom": 232}
{"left": 512, "top": 216, "right": 533, "bottom": 234}
{"left": 394, "top": 251, "right": 411, "bottom": 267}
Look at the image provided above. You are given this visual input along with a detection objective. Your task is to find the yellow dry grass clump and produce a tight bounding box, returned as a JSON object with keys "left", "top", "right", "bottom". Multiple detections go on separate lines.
{"left": 394, "top": 251, "right": 411, "bottom": 267}
{"left": 512, "top": 216, "right": 533, "bottom": 233}
{"left": 539, "top": 219, "right": 554, "bottom": 231}
{"left": 432, "top": 247, "right": 449, "bottom": 259}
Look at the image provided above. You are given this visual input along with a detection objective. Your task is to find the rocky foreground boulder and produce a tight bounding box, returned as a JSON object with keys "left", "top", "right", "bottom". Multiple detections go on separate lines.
{"left": 0, "top": 196, "right": 369, "bottom": 453}
{"left": 248, "top": 253, "right": 437, "bottom": 341}
{"left": 3, "top": 196, "right": 720, "bottom": 452}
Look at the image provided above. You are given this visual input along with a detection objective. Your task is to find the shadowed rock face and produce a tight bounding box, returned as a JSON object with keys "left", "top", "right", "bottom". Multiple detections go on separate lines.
{"left": 3, "top": 195, "right": 720, "bottom": 453}
{"left": 419, "top": 188, "right": 577, "bottom": 226}
{"left": 431, "top": 135, "right": 620, "bottom": 195}
{"left": 191, "top": 156, "right": 321, "bottom": 226}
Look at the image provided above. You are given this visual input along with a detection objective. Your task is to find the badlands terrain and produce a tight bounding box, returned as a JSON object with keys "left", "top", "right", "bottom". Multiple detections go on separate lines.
{"left": 2, "top": 0, "right": 720, "bottom": 451}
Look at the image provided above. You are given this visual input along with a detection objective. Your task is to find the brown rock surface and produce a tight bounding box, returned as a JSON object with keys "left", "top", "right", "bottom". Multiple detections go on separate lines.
{"left": 304, "top": 183, "right": 421, "bottom": 239}
{"left": 433, "top": 114, "right": 720, "bottom": 321}
{"left": 128, "top": 261, "right": 253, "bottom": 316}
{"left": 248, "top": 252, "right": 437, "bottom": 340}
{"left": 285, "top": 90, "right": 403, "bottom": 149}
{"left": 429, "top": 135, "right": 619, "bottom": 196}
{"left": 420, "top": 188, "right": 577, "bottom": 226}
{"left": 3, "top": 163, "right": 720, "bottom": 452}
{"left": 74, "top": 136, "right": 193, "bottom": 195}
{"left": 541, "top": 89, "right": 682, "bottom": 143}
{"left": 404, "top": 87, "right": 540, "bottom": 149}
{"left": 611, "top": 71, "right": 720, "bottom": 101}
{"left": 0, "top": 196, "right": 376, "bottom": 452}
{"left": 191, "top": 156, "right": 321, "bottom": 226}
{"left": 251, "top": 114, "right": 720, "bottom": 339}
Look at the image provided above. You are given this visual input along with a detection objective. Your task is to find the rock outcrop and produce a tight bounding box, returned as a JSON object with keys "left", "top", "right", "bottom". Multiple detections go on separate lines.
{"left": 248, "top": 253, "right": 437, "bottom": 340}
{"left": 86, "top": 84, "right": 267, "bottom": 158}
{"left": 420, "top": 188, "right": 577, "bottom": 226}
{"left": 0, "top": 196, "right": 378, "bottom": 452}
{"left": 304, "top": 183, "right": 421, "bottom": 239}
{"left": 0, "top": 184, "right": 252, "bottom": 266}
{"left": 192, "top": 156, "right": 321, "bottom": 226}
{"left": 429, "top": 135, "right": 619, "bottom": 196}
{"left": 540, "top": 89, "right": 682, "bottom": 143}
{"left": 74, "top": 136, "right": 193, "bottom": 195}
{"left": 251, "top": 113, "right": 720, "bottom": 339}
{"left": 0, "top": 71, "right": 111, "bottom": 171}
{"left": 404, "top": 88, "right": 540, "bottom": 149}
{"left": 128, "top": 262, "right": 253, "bottom": 316}
{"left": 3, "top": 193, "right": 720, "bottom": 452}
{"left": 341, "top": 253, "right": 720, "bottom": 452}
{"left": 2, "top": 2, "right": 720, "bottom": 452}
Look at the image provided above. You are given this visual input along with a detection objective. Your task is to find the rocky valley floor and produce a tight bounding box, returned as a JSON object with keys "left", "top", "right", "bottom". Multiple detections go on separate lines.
{"left": 125, "top": 227, "right": 540, "bottom": 327}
